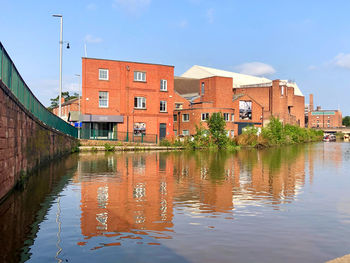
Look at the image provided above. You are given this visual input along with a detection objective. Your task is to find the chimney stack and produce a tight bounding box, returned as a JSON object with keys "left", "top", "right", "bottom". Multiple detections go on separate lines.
{"left": 309, "top": 94, "right": 314, "bottom": 112}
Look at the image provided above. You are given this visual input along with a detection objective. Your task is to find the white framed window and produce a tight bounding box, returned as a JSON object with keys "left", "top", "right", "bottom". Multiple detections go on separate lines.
{"left": 134, "top": 97, "right": 146, "bottom": 109}
{"left": 230, "top": 130, "right": 235, "bottom": 137}
{"left": 182, "top": 130, "right": 189, "bottom": 136}
{"left": 231, "top": 114, "right": 235, "bottom": 122}
{"left": 160, "top": 101, "right": 167, "bottom": 112}
{"left": 281, "top": 86, "right": 284, "bottom": 96}
{"left": 160, "top": 79, "right": 167, "bottom": 91}
{"left": 173, "top": 114, "right": 177, "bottom": 122}
{"left": 182, "top": 114, "right": 189, "bottom": 122}
{"left": 134, "top": 71, "right": 146, "bottom": 82}
{"left": 99, "top": 69, "right": 109, "bottom": 80}
{"left": 175, "top": 103, "right": 183, "bottom": 109}
{"left": 224, "top": 113, "right": 230, "bottom": 121}
{"left": 201, "top": 82, "right": 205, "bottom": 94}
{"left": 201, "top": 113, "right": 209, "bottom": 121}
{"left": 99, "top": 91, "right": 108, "bottom": 108}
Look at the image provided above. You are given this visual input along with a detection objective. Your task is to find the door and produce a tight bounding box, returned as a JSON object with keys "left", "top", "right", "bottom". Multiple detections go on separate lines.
{"left": 159, "top": 123, "right": 166, "bottom": 141}
{"left": 238, "top": 123, "right": 250, "bottom": 135}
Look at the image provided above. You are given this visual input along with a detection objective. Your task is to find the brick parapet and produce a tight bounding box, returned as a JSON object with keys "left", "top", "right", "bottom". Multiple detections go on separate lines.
{"left": 0, "top": 80, "right": 78, "bottom": 201}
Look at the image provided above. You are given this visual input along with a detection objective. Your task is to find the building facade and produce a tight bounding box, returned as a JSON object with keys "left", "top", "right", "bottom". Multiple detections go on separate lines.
{"left": 307, "top": 94, "right": 342, "bottom": 128}
{"left": 173, "top": 65, "right": 305, "bottom": 136}
{"left": 81, "top": 58, "right": 175, "bottom": 141}
{"left": 52, "top": 97, "right": 80, "bottom": 123}
{"left": 174, "top": 76, "right": 264, "bottom": 136}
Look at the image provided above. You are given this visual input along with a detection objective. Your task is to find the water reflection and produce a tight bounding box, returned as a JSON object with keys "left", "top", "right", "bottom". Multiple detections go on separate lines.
{"left": 0, "top": 155, "right": 78, "bottom": 263}
{"left": 77, "top": 152, "right": 175, "bottom": 247}
{"left": 0, "top": 142, "right": 348, "bottom": 262}
{"left": 76, "top": 144, "right": 318, "bottom": 248}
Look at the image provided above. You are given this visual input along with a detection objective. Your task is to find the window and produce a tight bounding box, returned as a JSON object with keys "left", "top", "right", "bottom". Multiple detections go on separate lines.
{"left": 134, "top": 71, "right": 146, "bottom": 82}
{"left": 281, "top": 86, "right": 284, "bottom": 96}
{"left": 99, "top": 69, "right": 109, "bottom": 80}
{"left": 201, "top": 82, "right": 205, "bottom": 94}
{"left": 224, "top": 113, "right": 230, "bottom": 121}
{"left": 160, "top": 101, "right": 167, "bottom": 112}
{"left": 160, "top": 79, "right": 167, "bottom": 91}
{"left": 182, "top": 130, "right": 189, "bottom": 136}
{"left": 99, "top": 91, "right": 108, "bottom": 107}
{"left": 201, "top": 113, "right": 209, "bottom": 121}
{"left": 134, "top": 122, "right": 146, "bottom": 136}
{"left": 173, "top": 114, "right": 178, "bottom": 122}
{"left": 230, "top": 130, "right": 235, "bottom": 137}
{"left": 182, "top": 114, "right": 189, "bottom": 122}
{"left": 174, "top": 130, "right": 177, "bottom": 136}
{"left": 134, "top": 97, "right": 146, "bottom": 109}
{"left": 231, "top": 114, "right": 235, "bottom": 122}
{"left": 175, "top": 103, "right": 183, "bottom": 109}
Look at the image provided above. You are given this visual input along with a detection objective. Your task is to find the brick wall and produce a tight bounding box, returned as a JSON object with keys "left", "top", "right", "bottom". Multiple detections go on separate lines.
{"left": 308, "top": 110, "right": 342, "bottom": 128}
{"left": 81, "top": 58, "right": 175, "bottom": 138}
{"left": 0, "top": 81, "right": 77, "bottom": 200}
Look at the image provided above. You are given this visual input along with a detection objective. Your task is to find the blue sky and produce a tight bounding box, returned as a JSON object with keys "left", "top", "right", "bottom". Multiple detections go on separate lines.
{"left": 1, "top": 0, "right": 350, "bottom": 115}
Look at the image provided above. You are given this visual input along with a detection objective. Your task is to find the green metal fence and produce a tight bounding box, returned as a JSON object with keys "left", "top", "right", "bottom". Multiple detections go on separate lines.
{"left": 80, "top": 129, "right": 158, "bottom": 144}
{"left": 0, "top": 42, "right": 78, "bottom": 138}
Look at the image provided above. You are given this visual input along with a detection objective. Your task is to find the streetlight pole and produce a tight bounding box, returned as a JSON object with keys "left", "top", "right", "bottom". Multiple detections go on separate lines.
{"left": 53, "top": 14, "right": 63, "bottom": 118}
{"left": 75, "top": 74, "right": 81, "bottom": 139}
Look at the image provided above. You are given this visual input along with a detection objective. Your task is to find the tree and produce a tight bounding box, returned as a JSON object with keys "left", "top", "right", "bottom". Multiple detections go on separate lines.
{"left": 207, "top": 112, "right": 228, "bottom": 149}
{"left": 343, "top": 116, "right": 350, "bottom": 127}
{"left": 47, "top": 91, "right": 79, "bottom": 111}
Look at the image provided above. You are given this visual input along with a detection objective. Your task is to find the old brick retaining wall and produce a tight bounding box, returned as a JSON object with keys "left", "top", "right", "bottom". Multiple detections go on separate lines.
{"left": 0, "top": 81, "right": 78, "bottom": 200}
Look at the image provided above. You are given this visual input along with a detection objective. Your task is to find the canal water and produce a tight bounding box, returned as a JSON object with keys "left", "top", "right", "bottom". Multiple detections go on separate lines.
{"left": 1, "top": 142, "right": 350, "bottom": 263}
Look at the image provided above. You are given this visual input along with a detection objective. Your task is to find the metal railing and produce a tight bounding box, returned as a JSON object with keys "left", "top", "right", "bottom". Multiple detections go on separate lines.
{"left": 80, "top": 129, "right": 158, "bottom": 144}
{"left": 0, "top": 42, "right": 77, "bottom": 138}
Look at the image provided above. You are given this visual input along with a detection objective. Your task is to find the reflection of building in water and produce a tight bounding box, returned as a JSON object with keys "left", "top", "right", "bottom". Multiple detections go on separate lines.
{"left": 77, "top": 153, "right": 174, "bottom": 245}
{"left": 77, "top": 147, "right": 315, "bottom": 246}
{"left": 171, "top": 146, "right": 309, "bottom": 212}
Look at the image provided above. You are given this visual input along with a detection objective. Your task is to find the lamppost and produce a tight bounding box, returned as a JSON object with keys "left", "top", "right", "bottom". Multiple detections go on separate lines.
{"left": 75, "top": 74, "right": 81, "bottom": 116}
{"left": 52, "top": 14, "right": 70, "bottom": 118}
{"left": 75, "top": 74, "right": 81, "bottom": 138}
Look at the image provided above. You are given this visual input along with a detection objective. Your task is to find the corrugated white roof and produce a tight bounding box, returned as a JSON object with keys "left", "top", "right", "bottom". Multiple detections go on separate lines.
{"left": 181, "top": 65, "right": 303, "bottom": 96}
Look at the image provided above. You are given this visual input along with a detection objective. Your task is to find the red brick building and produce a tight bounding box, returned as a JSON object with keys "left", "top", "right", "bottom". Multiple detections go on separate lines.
{"left": 52, "top": 97, "right": 80, "bottom": 123}
{"left": 307, "top": 94, "right": 342, "bottom": 128}
{"left": 174, "top": 65, "right": 305, "bottom": 136}
{"left": 81, "top": 58, "right": 175, "bottom": 140}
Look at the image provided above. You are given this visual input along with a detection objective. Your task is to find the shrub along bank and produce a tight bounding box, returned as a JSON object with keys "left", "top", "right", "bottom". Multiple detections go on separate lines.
{"left": 161, "top": 115, "right": 323, "bottom": 150}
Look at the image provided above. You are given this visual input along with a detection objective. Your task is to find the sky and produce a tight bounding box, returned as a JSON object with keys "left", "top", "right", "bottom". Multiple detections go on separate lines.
{"left": 1, "top": 0, "right": 350, "bottom": 115}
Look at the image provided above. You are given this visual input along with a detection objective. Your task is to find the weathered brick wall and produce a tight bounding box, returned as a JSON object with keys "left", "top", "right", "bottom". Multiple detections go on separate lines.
{"left": 0, "top": 81, "right": 77, "bottom": 200}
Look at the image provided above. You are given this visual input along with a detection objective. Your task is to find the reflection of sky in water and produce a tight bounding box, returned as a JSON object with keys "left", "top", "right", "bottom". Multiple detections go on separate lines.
{"left": 8, "top": 143, "right": 350, "bottom": 263}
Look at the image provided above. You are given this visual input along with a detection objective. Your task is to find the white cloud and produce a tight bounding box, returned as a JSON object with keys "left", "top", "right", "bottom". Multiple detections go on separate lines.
{"left": 235, "top": 62, "right": 276, "bottom": 76}
{"left": 206, "top": 8, "right": 214, "bottom": 23}
{"left": 333, "top": 53, "right": 350, "bottom": 69}
{"left": 84, "top": 34, "right": 103, "bottom": 44}
{"left": 86, "top": 3, "right": 96, "bottom": 10}
{"left": 113, "top": 0, "right": 151, "bottom": 14}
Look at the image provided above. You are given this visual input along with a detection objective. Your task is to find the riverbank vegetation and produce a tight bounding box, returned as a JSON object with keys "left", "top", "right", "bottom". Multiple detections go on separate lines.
{"left": 161, "top": 114, "right": 323, "bottom": 150}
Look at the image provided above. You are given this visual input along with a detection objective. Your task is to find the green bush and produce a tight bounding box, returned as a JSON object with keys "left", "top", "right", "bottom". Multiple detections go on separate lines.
{"left": 159, "top": 139, "right": 172, "bottom": 146}
{"left": 104, "top": 143, "right": 115, "bottom": 151}
{"left": 207, "top": 113, "right": 229, "bottom": 149}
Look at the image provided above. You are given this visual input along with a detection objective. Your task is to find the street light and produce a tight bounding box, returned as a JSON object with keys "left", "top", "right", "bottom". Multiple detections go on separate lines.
{"left": 52, "top": 14, "right": 70, "bottom": 118}
{"left": 75, "top": 74, "right": 81, "bottom": 138}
